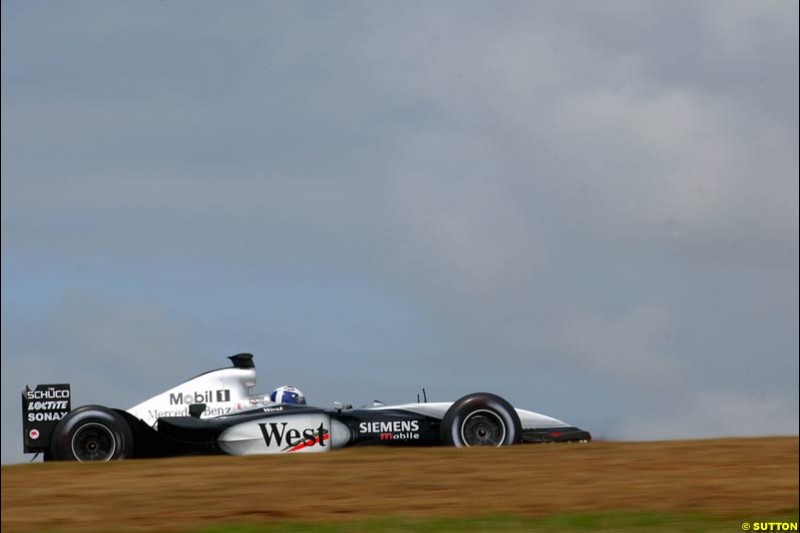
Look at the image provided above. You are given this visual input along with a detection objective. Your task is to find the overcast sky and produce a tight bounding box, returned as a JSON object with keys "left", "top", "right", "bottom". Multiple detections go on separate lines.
{"left": 1, "top": 1, "right": 797, "bottom": 463}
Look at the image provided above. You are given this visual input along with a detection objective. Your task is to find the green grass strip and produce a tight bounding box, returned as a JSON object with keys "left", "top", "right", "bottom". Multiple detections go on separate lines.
{"left": 194, "top": 511, "right": 800, "bottom": 533}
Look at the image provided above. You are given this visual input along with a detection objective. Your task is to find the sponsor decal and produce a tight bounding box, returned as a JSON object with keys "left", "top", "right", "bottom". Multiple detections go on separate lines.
{"left": 168, "top": 389, "right": 231, "bottom": 406}
{"left": 359, "top": 420, "right": 421, "bottom": 441}
{"left": 218, "top": 415, "right": 333, "bottom": 455}
{"left": 27, "top": 411, "right": 68, "bottom": 422}
{"left": 23, "top": 385, "right": 70, "bottom": 451}
{"left": 147, "top": 406, "right": 232, "bottom": 419}
{"left": 258, "top": 422, "right": 329, "bottom": 452}
{"left": 27, "top": 400, "right": 69, "bottom": 411}
{"left": 360, "top": 420, "right": 420, "bottom": 433}
{"left": 26, "top": 388, "right": 70, "bottom": 400}
{"left": 24, "top": 385, "right": 71, "bottom": 423}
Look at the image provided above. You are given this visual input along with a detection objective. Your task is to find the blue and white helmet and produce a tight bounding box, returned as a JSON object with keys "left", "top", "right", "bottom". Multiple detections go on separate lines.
{"left": 270, "top": 385, "right": 306, "bottom": 405}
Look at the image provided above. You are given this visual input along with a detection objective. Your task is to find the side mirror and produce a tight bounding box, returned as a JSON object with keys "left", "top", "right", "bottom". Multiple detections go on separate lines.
{"left": 189, "top": 403, "right": 207, "bottom": 418}
{"left": 333, "top": 402, "right": 353, "bottom": 412}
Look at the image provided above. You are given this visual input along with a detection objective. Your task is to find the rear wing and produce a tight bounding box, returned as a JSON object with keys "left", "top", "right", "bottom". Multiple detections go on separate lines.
{"left": 21, "top": 384, "right": 71, "bottom": 453}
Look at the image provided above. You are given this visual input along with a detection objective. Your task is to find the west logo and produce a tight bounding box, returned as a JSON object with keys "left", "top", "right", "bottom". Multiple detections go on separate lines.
{"left": 258, "top": 422, "right": 328, "bottom": 451}
{"left": 169, "top": 389, "right": 231, "bottom": 405}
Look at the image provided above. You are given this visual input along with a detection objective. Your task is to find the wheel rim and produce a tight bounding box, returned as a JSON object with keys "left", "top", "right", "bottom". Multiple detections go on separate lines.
{"left": 71, "top": 422, "right": 116, "bottom": 461}
{"left": 460, "top": 409, "right": 507, "bottom": 447}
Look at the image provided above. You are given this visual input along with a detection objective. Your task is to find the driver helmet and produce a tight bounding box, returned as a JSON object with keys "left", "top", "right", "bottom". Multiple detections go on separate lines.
{"left": 270, "top": 385, "right": 306, "bottom": 405}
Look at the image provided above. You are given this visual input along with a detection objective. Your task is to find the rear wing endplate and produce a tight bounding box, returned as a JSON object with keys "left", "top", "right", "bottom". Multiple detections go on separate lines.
{"left": 21, "top": 384, "right": 71, "bottom": 453}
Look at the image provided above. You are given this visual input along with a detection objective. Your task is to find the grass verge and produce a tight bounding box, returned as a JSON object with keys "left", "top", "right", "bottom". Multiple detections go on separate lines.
{"left": 195, "top": 511, "right": 800, "bottom": 533}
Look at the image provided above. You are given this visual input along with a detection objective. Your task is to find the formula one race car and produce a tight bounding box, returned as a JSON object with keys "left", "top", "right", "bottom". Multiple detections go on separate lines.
{"left": 22, "top": 354, "right": 590, "bottom": 461}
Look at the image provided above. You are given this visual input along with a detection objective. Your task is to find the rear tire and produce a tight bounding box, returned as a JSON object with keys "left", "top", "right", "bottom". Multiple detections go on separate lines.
{"left": 50, "top": 406, "right": 133, "bottom": 461}
{"left": 440, "top": 393, "right": 522, "bottom": 447}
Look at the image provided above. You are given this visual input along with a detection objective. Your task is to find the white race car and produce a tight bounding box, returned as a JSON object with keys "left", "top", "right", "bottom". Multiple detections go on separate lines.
{"left": 22, "top": 354, "right": 590, "bottom": 461}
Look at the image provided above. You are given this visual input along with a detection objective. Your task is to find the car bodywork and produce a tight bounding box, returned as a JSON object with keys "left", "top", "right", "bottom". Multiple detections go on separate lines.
{"left": 22, "top": 354, "right": 590, "bottom": 461}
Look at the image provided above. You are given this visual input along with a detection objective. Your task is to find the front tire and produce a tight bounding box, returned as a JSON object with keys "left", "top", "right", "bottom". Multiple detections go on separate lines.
{"left": 440, "top": 393, "right": 522, "bottom": 447}
{"left": 50, "top": 406, "right": 133, "bottom": 461}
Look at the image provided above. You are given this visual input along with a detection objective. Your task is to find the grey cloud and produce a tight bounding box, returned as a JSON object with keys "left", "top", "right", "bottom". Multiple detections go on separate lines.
{"left": 618, "top": 389, "right": 800, "bottom": 440}
{"left": 1, "top": 292, "right": 209, "bottom": 463}
{"left": 2, "top": 1, "right": 797, "bottom": 462}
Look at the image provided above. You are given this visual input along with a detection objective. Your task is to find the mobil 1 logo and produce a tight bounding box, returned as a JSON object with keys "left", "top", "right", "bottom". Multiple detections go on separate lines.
{"left": 22, "top": 383, "right": 71, "bottom": 452}
{"left": 169, "top": 389, "right": 231, "bottom": 406}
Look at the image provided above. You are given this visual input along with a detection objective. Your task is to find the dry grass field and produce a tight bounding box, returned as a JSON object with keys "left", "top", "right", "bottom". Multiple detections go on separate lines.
{"left": 2, "top": 437, "right": 798, "bottom": 532}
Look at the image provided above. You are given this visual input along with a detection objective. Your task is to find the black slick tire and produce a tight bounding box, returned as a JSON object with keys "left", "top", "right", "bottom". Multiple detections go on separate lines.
{"left": 50, "top": 405, "right": 133, "bottom": 461}
{"left": 440, "top": 393, "right": 522, "bottom": 447}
